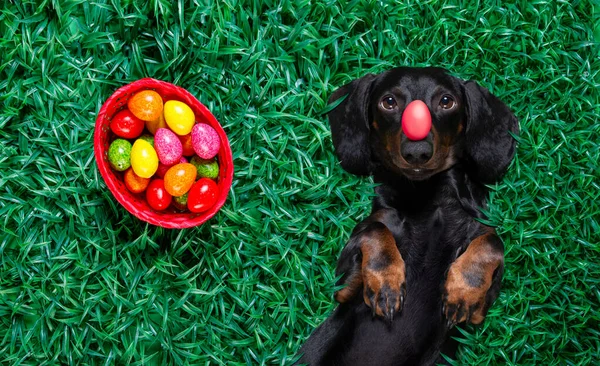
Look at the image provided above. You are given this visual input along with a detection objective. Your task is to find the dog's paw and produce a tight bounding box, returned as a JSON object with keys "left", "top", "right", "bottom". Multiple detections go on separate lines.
{"left": 442, "top": 264, "right": 490, "bottom": 328}
{"left": 363, "top": 254, "right": 406, "bottom": 322}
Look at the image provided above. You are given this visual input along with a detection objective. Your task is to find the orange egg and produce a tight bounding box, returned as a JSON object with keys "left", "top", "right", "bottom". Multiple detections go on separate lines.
{"left": 127, "top": 90, "right": 163, "bottom": 121}
{"left": 124, "top": 168, "right": 150, "bottom": 193}
{"left": 146, "top": 112, "right": 167, "bottom": 135}
{"left": 164, "top": 163, "right": 197, "bottom": 197}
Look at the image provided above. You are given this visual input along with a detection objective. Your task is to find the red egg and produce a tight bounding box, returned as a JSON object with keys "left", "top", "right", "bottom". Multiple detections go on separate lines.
{"left": 187, "top": 178, "right": 218, "bottom": 213}
{"left": 179, "top": 133, "right": 195, "bottom": 156}
{"left": 146, "top": 179, "right": 172, "bottom": 211}
{"left": 401, "top": 100, "right": 432, "bottom": 141}
{"left": 110, "top": 110, "right": 145, "bottom": 139}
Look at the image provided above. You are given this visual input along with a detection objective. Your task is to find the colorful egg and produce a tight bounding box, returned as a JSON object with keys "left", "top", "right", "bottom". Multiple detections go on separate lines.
{"left": 401, "top": 100, "right": 432, "bottom": 141}
{"left": 110, "top": 109, "right": 145, "bottom": 139}
{"left": 179, "top": 133, "right": 195, "bottom": 156}
{"left": 145, "top": 113, "right": 167, "bottom": 135}
{"left": 130, "top": 139, "right": 159, "bottom": 178}
{"left": 164, "top": 163, "right": 197, "bottom": 197}
{"left": 108, "top": 139, "right": 132, "bottom": 171}
{"left": 172, "top": 192, "right": 188, "bottom": 211}
{"left": 155, "top": 128, "right": 183, "bottom": 165}
{"left": 127, "top": 90, "right": 164, "bottom": 121}
{"left": 191, "top": 123, "right": 220, "bottom": 159}
{"left": 138, "top": 134, "right": 154, "bottom": 147}
{"left": 187, "top": 178, "right": 218, "bottom": 213}
{"left": 124, "top": 168, "right": 150, "bottom": 193}
{"left": 191, "top": 156, "right": 219, "bottom": 180}
{"left": 164, "top": 100, "right": 195, "bottom": 135}
{"left": 156, "top": 156, "right": 188, "bottom": 178}
{"left": 146, "top": 179, "right": 172, "bottom": 211}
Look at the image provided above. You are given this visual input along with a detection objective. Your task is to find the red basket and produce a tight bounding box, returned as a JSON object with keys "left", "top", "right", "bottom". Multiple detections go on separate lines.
{"left": 94, "top": 78, "right": 234, "bottom": 229}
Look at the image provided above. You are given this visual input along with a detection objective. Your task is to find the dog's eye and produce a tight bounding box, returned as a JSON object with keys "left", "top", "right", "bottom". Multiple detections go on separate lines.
{"left": 439, "top": 95, "right": 456, "bottom": 110}
{"left": 380, "top": 95, "right": 397, "bottom": 110}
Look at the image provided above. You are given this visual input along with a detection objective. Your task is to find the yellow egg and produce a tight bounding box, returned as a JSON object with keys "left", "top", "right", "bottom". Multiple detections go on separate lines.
{"left": 130, "top": 139, "right": 159, "bottom": 178}
{"left": 164, "top": 100, "right": 195, "bottom": 135}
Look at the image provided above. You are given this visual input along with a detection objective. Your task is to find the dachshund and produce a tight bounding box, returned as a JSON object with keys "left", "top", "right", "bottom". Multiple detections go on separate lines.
{"left": 297, "top": 67, "right": 519, "bottom": 366}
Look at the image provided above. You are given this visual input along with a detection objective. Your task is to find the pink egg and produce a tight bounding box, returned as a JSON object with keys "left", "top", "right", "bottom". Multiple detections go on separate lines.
{"left": 156, "top": 156, "right": 188, "bottom": 178}
{"left": 155, "top": 128, "right": 183, "bottom": 165}
{"left": 192, "top": 123, "right": 220, "bottom": 159}
{"left": 402, "top": 100, "right": 432, "bottom": 141}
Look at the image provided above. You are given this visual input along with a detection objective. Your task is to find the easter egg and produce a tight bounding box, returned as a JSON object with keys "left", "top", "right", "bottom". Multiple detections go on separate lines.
{"left": 179, "top": 133, "right": 195, "bottom": 156}
{"left": 128, "top": 90, "right": 163, "bottom": 121}
{"left": 130, "top": 139, "right": 159, "bottom": 178}
{"left": 191, "top": 123, "right": 220, "bottom": 159}
{"left": 191, "top": 156, "right": 219, "bottom": 180}
{"left": 108, "top": 139, "right": 132, "bottom": 171}
{"left": 139, "top": 134, "right": 154, "bottom": 147}
{"left": 187, "top": 178, "right": 218, "bottom": 213}
{"left": 146, "top": 113, "right": 167, "bottom": 135}
{"left": 109, "top": 109, "right": 144, "bottom": 139}
{"left": 155, "top": 128, "right": 183, "bottom": 165}
{"left": 164, "top": 163, "right": 197, "bottom": 197}
{"left": 146, "top": 179, "right": 172, "bottom": 211}
{"left": 164, "top": 100, "right": 195, "bottom": 135}
{"left": 156, "top": 156, "right": 188, "bottom": 178}
{"left": 172, "top": 192, "right": 188, "bottom": 211}
{"left": 110, "top": 109, "right": 145, "bottom": 139}
{"left": 124, "top": 168, "right": 150, "bottom": 193}
{"left": 401, "top": 100, "right": 432, "bottom": 141}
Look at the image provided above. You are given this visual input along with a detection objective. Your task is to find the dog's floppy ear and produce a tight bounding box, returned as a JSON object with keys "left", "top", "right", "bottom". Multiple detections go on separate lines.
{"left": 327, "top": 74, "right": 378, "bottom": 175}
{"left": 463, "top": 81, "right": 519, "bottom": 183}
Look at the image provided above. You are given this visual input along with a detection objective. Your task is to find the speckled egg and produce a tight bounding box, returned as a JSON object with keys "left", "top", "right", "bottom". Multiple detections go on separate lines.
{"left": 191, "top": 156, "right": 219, "bottom": 180}
{"left": 127, "top": 90, "right": 163, "bottom": 121}
{"left": 124, "top": 168, "right": 150, "bottom": 193}
{"left": 108, "top": 139, "right": 132, "bottom": 172}
{"left": 155, "top": 128, "right": 183, "bottom": 165}
{"left": 191, "top": 123, "right": 220, "bottom": 159}
{"left": 164, "top": 163, "right": 197, "bottom": 197}
{"left": 172, "top": 192, "right": 188, "bottom": 211}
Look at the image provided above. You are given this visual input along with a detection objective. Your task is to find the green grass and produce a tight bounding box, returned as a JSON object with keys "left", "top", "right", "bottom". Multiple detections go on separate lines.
{"left": 1, "top": 0, "right": 599, "bottom": 365}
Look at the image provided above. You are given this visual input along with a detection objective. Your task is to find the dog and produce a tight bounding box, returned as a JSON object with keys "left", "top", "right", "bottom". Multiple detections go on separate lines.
{"left": 297, "top": 67, "right": 519, "bottom": 365}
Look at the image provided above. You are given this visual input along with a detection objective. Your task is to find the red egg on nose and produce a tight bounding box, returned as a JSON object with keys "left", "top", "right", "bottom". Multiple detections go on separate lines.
{"left": 402, "top": 100, "right": 432, "bottom": 140}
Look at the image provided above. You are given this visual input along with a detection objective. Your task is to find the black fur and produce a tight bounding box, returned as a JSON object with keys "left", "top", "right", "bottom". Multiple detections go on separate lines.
{"left": 297, "top": 67, "right": 518, "bottom": 366}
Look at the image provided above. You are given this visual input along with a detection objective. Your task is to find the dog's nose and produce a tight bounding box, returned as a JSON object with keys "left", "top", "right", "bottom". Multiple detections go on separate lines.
{"left": 401, "top": 140, "right": 433, "bottom": 165}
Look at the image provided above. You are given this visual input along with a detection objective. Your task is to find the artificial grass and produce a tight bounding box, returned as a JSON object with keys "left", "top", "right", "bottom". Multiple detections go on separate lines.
{"left": 0, "top": 0, "right": 598, "bottom": 365}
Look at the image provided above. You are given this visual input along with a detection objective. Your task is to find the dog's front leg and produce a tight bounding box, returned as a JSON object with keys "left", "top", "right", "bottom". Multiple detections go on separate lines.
{"left": 443, "top": 230, "right": 504, "bottom": 327}
{"left": 334, "top": 210, "right": 406, "bottom": 322}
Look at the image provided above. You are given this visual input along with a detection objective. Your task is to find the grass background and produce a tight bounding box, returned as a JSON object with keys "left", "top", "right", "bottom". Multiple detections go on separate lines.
{"left": 1, "top": 0, "right": 599, "bottom": 364}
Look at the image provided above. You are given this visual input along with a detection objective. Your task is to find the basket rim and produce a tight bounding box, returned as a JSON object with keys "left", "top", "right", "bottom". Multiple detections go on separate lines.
{"left": 94, "top": 78, "right": 234, "bottom": 229}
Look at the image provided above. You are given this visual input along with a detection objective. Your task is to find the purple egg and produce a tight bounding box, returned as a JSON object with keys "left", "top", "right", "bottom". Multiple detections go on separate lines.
{"left": 192, "top": 123, "right": 220, "bottom": 159}
{"left": 155, "top": 128, "right": 183, "bottom": 165}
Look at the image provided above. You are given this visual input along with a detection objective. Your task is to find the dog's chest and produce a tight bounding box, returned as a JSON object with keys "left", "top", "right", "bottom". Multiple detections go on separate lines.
{"left": 390, "top": 203, "right": 477, "bottom": 269}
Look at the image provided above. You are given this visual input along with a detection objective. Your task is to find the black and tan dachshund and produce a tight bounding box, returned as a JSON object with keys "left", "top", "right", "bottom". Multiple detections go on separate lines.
{"left": 297, "top": 67, "right": 519, "bottom": 366}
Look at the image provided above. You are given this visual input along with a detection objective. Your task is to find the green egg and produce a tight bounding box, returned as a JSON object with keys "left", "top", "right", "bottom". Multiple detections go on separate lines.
{"left": 139, "top": 134, "right": 154, "bottom": 147}
{"left": 108, "top": 139, "right": 132, "bottom": 172}
{"left": 173, "top": 192, "right": 188, "bottom": 211}
{"left": 190, "top": 156, "right": 219, "bottom": 180}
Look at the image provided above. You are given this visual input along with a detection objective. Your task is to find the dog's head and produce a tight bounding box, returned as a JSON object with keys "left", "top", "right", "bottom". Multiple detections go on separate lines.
{"left": 327, "top": 67, "right": 519, "bottom": 183}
